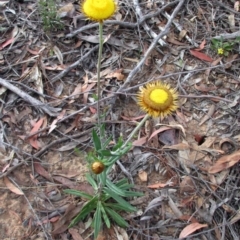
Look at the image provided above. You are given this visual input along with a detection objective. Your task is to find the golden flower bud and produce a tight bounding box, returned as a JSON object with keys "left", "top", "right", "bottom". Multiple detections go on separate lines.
{"left": 91, "top": 161, "right": 105, "bottom": 174}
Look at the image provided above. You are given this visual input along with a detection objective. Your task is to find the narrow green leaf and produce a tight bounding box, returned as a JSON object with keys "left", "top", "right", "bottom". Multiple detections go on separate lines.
{"left": 98, "top": 149, "right": 118, "bottom": 157}
{"left": 69, "top": 196, "right": 98, "bottom": 227}
{"left": 115, "top": 178, "right": 134, "bottom": 190}
{"left": 92, "top": 129, "right": 101, "bottom": 151}
{"left": 106, "top": 179, "right": 126, "bottom": 197}
{"left": 99, "top": 170, "right": 107, "bottom": 187}
{"left": 112, "top": 137, "right": 123, "bottom": 151}
{"left": 115, "top": 178, "right": 128, "bottom": 187}
{"left": 86, "top": 173, "right": 98, "bottom": 191}
{"left": 103, "top": 188, "right": 136, "bottom": 212}
{"left": 63, "top": 189, "right": 93, "bottom": 200}
{"left": 105, "top": 207, "right": 128, "bottom": 228}
{"left": 93, "top": 201, "right": 102, "bottom": 239}
{"left": 100, "top": 202, "right": 111, "bottom": 228}
{"left": 102, "top": 136, "right": 112, "bottom": 149}
{"left": 104, "top": 202, "right": 134, "bottom": 212}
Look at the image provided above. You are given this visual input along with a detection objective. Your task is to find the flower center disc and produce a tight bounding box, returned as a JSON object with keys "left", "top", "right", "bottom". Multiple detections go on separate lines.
{"left": 150, "top": 89, "right": 168, "bottom": 104}
{"left": 90, "top": 0, "right": 107, "bottom": 9}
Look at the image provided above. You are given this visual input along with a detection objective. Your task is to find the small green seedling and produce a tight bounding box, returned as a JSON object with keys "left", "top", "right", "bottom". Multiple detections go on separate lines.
{"left": 211, "top": 37, "right": 240, "bottom": 56}
{"left": 38, "top": 0, "right": 63, "bottom": 32}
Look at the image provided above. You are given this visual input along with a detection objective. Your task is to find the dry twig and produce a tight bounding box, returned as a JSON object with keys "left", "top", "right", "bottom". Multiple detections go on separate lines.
{"left": 0, "top": 77, "right": 61, "bottom": 117}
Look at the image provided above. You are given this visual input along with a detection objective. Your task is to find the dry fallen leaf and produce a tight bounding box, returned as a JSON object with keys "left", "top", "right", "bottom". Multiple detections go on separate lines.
{"left": 29, "top": 117, "right": 45, "bottom": 149}
{"left": 179, "top": 222, "right": 208, "bottom": 238}
{"left": 194, "top": 39, "right": 206, "bottom": 51}
{"left": 34, "top": 162, "right": 53, "bottom": 182}
{"left": 105, "top": 69, "right": 125, "bottom": 81}
{"left": 208, "top": 150, "right": 240, "bottom": 173}
{"left": 4, "top": 177, "right": 24, "bottom": 195}
{"left": 163, "top": 142, "right": 189, "bottom": 150}
{"left": 57, "top": 3, "right": 75, "bottom": 18}
{"left": 148, "top": 126, "right": 171, "bottom": 141}
{"left": 68, "top": 228, "right": 84, "bottom": 240}
{"left": 138, "top": 170, "right": 148, "bottom": 182}
{"left": 190, "top": 50, "right": 213, "bottom": 62}
{"left": 132, "top": 136, "right": 148, "bottom": 146}
{"left": 148, "top": 180, "right": 174, "bottom": 189}
{"left": 180, "top": 176, "right": 196, "bottom": 194}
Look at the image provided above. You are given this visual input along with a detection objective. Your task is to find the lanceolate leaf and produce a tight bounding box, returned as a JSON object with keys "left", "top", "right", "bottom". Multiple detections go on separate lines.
{"left": 63, "top": 189, "right": 93, "bottom": 200}
{"left": 99, "top": 202, "right": 111, "bottom": 228}
{"left": 69, "top": 196, "right": 98, "bottom": 227}
{"left": 92, "top": 129, "right": 101, "bottom": 151}
{"left": 105, "top": 207, "right": 128, "bottom": 228}
{"left": 93, "top": 202, "right": 102, "bottom": 239}
{"left": 86, "top": 173, "right": 98, "bottom": 190}
{"left": 103, "top": 188, "right": 136, "bottom": 212}
{"left": 106, "top": 179, "right": 126, "bottom": 196}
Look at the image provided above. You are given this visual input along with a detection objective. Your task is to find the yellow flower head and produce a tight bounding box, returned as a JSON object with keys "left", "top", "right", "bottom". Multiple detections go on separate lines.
{"left": 81, "top": 0, "right": 117, "bottom": 22}
{"left": 217, "top": 48, "right": 224, "bottom": 55}
{"left": 137, "top": 81, "right": 178, "bottom": 118}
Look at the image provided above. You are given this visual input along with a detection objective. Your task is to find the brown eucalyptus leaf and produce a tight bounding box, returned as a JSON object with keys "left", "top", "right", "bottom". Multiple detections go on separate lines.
{"left": 4, "top": 177, "right": 23, "bottom": 195}
{"left": 179, "top": 222, "right": 208, "bottom": 238}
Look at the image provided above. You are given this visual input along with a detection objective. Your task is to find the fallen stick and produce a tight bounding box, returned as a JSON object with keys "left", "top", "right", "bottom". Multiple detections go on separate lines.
{"left": 0, "top": 77, "right": 61, "bottom": 117}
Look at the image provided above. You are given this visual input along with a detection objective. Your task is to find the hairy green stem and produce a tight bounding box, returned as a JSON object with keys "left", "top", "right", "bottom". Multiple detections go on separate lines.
{"left": 97, "top": 21, "right": 103, "bottom": 129}
{"left": 122, "top": 114, "right": 149, "bottom": 148}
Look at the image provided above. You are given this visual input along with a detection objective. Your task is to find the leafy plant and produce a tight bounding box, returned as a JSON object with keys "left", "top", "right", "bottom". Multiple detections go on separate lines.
{"left": 38, "top": 0, "right": 63, "bottom": 32}
{"left": 64, "top": 129, "right": 143, "bottom": 239}
{"left": 211, "top": 37, "right": 240, "bottom": 56}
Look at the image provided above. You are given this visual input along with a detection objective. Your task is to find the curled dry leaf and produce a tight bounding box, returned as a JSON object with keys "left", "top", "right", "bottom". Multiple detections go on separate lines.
{"left": 219, "top": 138, "right": 237, "bottom": 153}
{"left": 208, "top": 150, "right": 240, "bottom": 173}
{"left": 179, "top": 222, "right": 208, "bottom": 238}
{"left": 149, "top": 127, "right": 173, "bottom": 142}
{"left": 53, "top": 45, "right": 63, "bottom": 65}
{"left": 138, "top": 170, "right": 148, "bottom": 182}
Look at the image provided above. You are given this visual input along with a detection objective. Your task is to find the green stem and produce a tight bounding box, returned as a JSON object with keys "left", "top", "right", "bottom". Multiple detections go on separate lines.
{"left": 97, "top": 21, "right": 103, "bottom": 130}
{"left": 122, "top": 114, "right": 149, "bottom": 148}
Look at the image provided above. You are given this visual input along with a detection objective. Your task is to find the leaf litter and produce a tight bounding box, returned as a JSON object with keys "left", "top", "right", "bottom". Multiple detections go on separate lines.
{"left": 0, "top": 0, "right": 240, "bottom": 239}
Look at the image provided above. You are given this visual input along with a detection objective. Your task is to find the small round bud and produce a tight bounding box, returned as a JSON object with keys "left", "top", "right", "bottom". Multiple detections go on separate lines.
{"left": 91, "top": 161, "right": 105, "bottom": 174}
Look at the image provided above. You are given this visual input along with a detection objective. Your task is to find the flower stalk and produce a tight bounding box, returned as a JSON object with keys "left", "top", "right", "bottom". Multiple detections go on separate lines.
{"left": 97, "top": 21, "right": 103, "bottom": 129}
{"left": 122, "top": 114, "right": 149, "bottom": 148}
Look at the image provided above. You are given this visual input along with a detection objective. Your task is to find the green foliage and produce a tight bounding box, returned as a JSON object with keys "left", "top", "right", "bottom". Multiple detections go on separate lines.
{"left": 211, "top": 37, "right": 240, "bottom": 56}
{"left": 64, "top": 127, "right": 143, "bottom": 239}
{"left": 38, "top": 0, "right": 63, "bottom": 32}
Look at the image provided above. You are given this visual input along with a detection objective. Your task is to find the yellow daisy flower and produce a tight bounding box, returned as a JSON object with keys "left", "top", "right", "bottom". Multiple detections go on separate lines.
{"left": 137, "top": 81, "right": 178, "bottom": 118}
{"left": 81, "top": 0, "right": 117, "bottom": 22}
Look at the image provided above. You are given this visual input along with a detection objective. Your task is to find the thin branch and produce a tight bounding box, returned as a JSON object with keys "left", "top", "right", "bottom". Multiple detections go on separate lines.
{"left": 0, "top": 77, "right": 61, "bottom": 117}
{"left": 50, "top": 45, "right": 99, "bottom": 83}
{"left": 116, "top": 0, "right": 185, "bottom": 93}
